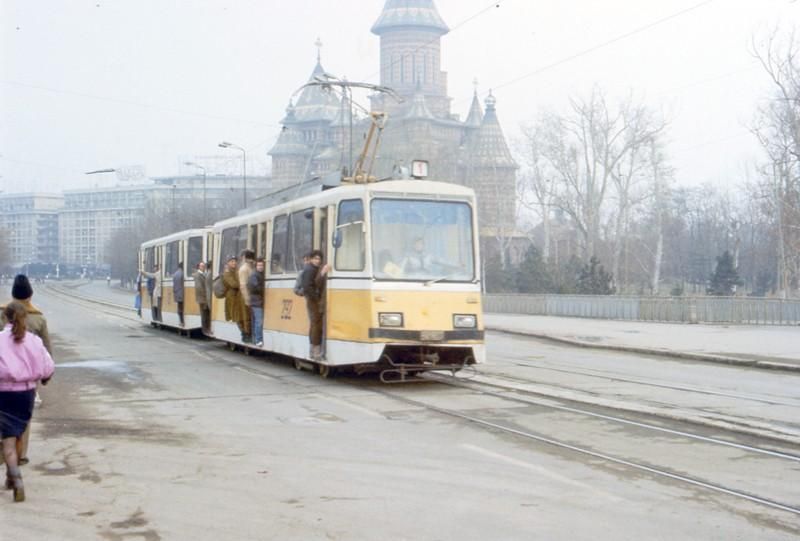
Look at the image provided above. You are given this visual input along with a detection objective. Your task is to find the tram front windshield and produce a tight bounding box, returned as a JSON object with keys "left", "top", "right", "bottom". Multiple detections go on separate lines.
{"left": 371, "top": 198, "right": 475, "bottom": 282}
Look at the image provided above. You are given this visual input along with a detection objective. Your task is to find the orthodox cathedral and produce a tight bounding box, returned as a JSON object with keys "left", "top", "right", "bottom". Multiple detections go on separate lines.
{"left": 268, "top": 0, "right": 517, "bottom": 233}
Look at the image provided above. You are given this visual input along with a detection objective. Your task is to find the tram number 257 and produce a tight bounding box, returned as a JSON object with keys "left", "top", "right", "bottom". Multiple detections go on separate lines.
{"left": 281, "top": 299, "right": 293, "bottom": 320}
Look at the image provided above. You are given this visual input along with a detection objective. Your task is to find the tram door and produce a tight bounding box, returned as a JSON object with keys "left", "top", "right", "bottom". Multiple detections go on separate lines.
{"left": 314, "top": 206, "right": 333, "bottom": 355}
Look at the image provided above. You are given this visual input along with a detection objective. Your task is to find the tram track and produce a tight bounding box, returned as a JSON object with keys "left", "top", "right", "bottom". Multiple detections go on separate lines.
{"left": 45, "top": 283, "right": 800, "bottom": 520}
{"left": 423, "top": 372, "right": 800, "bottom": 461}
{"left": 500, "top": 357, "right": 800, "bottom": 408}
{"left": 368, "top": 384, "right": 800, "bottom": 518}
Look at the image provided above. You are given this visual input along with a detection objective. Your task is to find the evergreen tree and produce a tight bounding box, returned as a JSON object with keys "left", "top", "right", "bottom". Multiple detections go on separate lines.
{"left": 576, "top": 256, "right": 615, "bottom": 295}
{"left": 555, "top": 255, "right": 584, "bottom": 294}
{"left": 707, "top": 250, "right": 742, "bottom": 296}
{"left": 515, "top": 244, "right": 555, "bottom": 293}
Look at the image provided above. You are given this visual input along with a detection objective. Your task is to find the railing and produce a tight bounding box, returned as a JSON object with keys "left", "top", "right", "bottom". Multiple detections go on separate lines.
{"left": 483, "top": 294, "right": 800, "bottom": 325}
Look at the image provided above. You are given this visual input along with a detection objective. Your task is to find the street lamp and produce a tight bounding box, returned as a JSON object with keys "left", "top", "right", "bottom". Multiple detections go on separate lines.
{"left": 85, "top": 168, "right": 116, "bottom": 175}
{"left": 184, "top": 161, "right": 207, "bottom": 225}
{"left": 218, "top": 141, "right": 247, "bottom": 208}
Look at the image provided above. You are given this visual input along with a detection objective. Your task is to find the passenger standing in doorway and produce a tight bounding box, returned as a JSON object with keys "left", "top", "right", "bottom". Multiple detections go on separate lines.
{"left": 0, "top": 275, "right": 52, "bottom": 469}
{"left": 193, "top": 262, "right": 211, "bottom": 335}
{"left": 141, "top": 264, "right": 162, "bottom": 321}
{"left": 222, "top": 256, "right": 247, "bottom": 340}
{"left": 247, "top": 258, "right": 265, "bottom": 347}
{"left": 173, "top": 262, "right": 185, "bottom": 327}
{"left": 301, "top": 250, "right": 330, "bottom": 361}
{"left": 0, "top": 301, "right": 55, "bottom": 502}
{"left": 238, "top": 250, "right": 255, "bottom": 343}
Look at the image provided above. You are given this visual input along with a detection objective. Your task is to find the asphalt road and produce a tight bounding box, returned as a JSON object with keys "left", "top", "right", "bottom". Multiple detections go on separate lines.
{"left": 1, "top": 284, "right": 798, "bottom": 540}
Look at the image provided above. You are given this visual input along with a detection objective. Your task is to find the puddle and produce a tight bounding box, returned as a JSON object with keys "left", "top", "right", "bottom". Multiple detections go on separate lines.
{"left": 58, "top": 360, "right": 130, "bottom": 373}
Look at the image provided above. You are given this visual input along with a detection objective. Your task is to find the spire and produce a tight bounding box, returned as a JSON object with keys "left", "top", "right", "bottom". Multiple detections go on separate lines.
{"left": 268, "top": 123, "right": 308, "bottom": 157}
{"left": 464, "top": 78, "right": 483, "bottom": 128}
{"left": 293, "top": 46, "right": 341, "bottom": 123}
{"left": 469, "top": 90, "right": 517, "bottom": 168}
{"left": 315, "top": 36, "right": 323, "bottom": 63}
{"left": 371, "top": 0, "right": 449, "bottom": 36}
{"left": 280, "top": 100, "right": 298, "bottom": 125}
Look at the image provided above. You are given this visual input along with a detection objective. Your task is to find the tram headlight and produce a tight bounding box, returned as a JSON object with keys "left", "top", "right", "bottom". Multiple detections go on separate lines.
{"left": 379, "top": 312, "right": 404, "bottom": 327}
{"left": 453, "top": 314, "right": 477, "bottom": 328}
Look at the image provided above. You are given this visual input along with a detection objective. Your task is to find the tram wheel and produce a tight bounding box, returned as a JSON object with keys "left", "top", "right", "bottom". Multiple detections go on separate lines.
{"left": 318, "top": 364, "right": 335, "bottom": 379}
{"left": 294, "top": 358, "right": 303, "bottom": 371}
{"left": 227, "top": 342, "right": 237, "bottom": 352}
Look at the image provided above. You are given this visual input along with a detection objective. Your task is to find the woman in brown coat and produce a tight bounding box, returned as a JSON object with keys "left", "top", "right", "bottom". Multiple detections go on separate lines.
{"left": 222, "top": 257, "right": 247, "bottom": 339}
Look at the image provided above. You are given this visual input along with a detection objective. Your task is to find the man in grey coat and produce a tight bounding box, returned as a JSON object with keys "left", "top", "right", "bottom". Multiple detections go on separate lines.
{"left": 193, "top": 261, "right": 211, "bottom": 335}
{"left": 173, "top": 263, "right": 185, "bottom": 327}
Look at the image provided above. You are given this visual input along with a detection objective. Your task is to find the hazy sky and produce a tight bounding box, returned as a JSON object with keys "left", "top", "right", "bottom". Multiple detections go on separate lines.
{"left": 2, "top": 0, "right": 797, "bottom": 194}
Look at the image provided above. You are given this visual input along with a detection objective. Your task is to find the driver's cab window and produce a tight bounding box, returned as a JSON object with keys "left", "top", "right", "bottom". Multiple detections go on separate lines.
{"left": 334, "top": 199, "right": 365, "bottom": 271}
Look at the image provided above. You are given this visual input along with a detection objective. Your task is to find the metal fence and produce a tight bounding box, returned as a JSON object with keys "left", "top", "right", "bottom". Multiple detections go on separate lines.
{"left": 483, "top": 294, "right": 800, "bottom": 325}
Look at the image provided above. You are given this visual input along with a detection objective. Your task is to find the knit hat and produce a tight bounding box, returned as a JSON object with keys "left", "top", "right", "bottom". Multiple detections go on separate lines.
{"left": 11, "top": 274, "right": 33, "bottom": 300}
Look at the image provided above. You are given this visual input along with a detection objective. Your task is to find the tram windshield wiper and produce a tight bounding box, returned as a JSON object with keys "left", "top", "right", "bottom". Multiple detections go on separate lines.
{"left": 424, "top": 274, "right": 458, "bottom": 286}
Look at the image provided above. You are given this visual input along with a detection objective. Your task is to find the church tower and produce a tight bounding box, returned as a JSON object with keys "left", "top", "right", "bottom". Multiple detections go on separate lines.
{"left": 461, "top": 91, "right": 518, "bottom": 233}
{"left": 370, "top": 0, "right": 452, "bottom": 118}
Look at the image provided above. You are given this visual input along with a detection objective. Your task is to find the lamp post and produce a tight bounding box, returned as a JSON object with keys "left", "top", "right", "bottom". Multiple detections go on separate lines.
{"left": 184, "top": 161, "right": 207, "bottom": 225}
{"left": 218, "top": 141, "right": 247, "bottom": 208}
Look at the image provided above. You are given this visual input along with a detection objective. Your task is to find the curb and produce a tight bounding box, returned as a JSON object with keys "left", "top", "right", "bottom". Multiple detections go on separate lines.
{"left": 486, "top": 326, "right": 800, "bottom": 374}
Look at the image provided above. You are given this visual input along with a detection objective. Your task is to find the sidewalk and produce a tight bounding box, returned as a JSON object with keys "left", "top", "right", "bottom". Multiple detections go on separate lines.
{"left": 485, "top": 313, "right": 800, "bottom": 372}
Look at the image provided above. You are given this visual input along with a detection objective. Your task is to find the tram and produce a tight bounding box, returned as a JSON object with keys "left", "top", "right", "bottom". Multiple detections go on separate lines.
{"left": 139, "top": 228, "right": 212, "bottom": 333}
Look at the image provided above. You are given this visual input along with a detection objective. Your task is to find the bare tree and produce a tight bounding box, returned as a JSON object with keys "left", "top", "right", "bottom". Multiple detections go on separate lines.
{"left": 538, "top": 87, "right": 666, "bottom": 261}
{"left": 607, "top": 103, "right": 668, "bottom": 291}
{"left": 751, "top": 27, "right": 800, "bottom": 297}
{"left": 517, "top": 121, "right": 558, "bottom": 261}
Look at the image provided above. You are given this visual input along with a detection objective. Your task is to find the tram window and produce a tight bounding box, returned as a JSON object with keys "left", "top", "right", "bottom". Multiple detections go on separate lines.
{"left": 258, "top": 223, "right": 267, "bottom": 260}
{"left": 271, "top": 215, "right": 288, "bottom": 274}
{"left": 288, "top": 209, "right": 313, "bottom": 272}
{"left": 144, "top": 247, "right": 155, "bottom": 272}
{"left": 335, "top": 199, "right": 365, "bottom": 271}
{"left": 165, "top": 241, "right": 180, "bottom": 275}
{"left": 219, "top": 227, "right": 238, "bottom": 275}
{"left": 236, "top": 225, "right": 248, "bottom": 255}
{"left": 187, "top": 236, "right": 203, "bottom": 273}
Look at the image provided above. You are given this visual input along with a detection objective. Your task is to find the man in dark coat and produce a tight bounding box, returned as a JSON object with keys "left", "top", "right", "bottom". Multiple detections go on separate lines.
{"left": 173, "top": 263, "right": 185, "bottom": 327}
{"left": 193, "top": 261, "right": 211, "bottom": 335}
{"left": 247, "top": 258, "right": 266, "bottom": 347}
{"left": 301, "top": 250, "right": 330, "bottom": 360}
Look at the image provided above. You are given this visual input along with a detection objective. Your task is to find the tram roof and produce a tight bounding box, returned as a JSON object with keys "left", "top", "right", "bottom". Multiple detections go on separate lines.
{"left": 212, "top": 180, "right": 476, "bottom": 230}
{"left": 140, "top": 228, "right": 209, "bottom": 248}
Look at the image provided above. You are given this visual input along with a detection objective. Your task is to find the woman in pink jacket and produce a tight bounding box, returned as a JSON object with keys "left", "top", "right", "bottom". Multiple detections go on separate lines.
{"left": 0, "top": 301, "right": 54, "bottom": 502}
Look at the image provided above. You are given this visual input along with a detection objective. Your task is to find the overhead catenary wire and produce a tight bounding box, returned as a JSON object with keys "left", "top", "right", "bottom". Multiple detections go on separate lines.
{"left": 489, "top": 0, "right": 716, "bottom": 95}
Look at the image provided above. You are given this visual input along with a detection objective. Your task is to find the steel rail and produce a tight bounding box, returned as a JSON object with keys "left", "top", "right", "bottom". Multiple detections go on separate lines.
{"left": 503, "top": 358, "right": 800, "bottom": 408}
{"left": 426, "top": 373, "right": 800, "bottom": 462}
{"left": 375, "top": 387, "right": 800, "bottom": 517}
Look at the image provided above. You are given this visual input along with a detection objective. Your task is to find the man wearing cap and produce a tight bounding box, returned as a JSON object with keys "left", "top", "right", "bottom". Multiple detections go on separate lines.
{"left": 1, "top": 274, "right": 53, "bottom": 467}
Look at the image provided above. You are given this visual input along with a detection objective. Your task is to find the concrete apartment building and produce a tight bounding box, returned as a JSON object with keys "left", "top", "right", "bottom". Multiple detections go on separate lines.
{"left": 0, "top": 174, "right": 270, "bottom": 272}
{"left": 0, "top": 192, "right": 64, "bottom": 269}
{"left": 58, "top": 175, "right": 269, "bottom": 267}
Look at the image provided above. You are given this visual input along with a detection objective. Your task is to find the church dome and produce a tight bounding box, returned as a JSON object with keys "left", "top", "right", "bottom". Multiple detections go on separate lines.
{"left": 371, "top": 0, "right": 449, "bottom": 35}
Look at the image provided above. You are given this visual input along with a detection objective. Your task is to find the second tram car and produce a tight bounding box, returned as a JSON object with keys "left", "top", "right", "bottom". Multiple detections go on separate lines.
{"left": 139, "top": 229, "right": 212, "bottom": 333}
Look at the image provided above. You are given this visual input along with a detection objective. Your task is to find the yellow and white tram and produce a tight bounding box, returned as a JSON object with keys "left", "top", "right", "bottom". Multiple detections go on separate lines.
{"left": 140, "top": 179, "right": 484, "bottom": 380}
{"left": 139, "top": 228, "right": 212, "bottom": 333}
